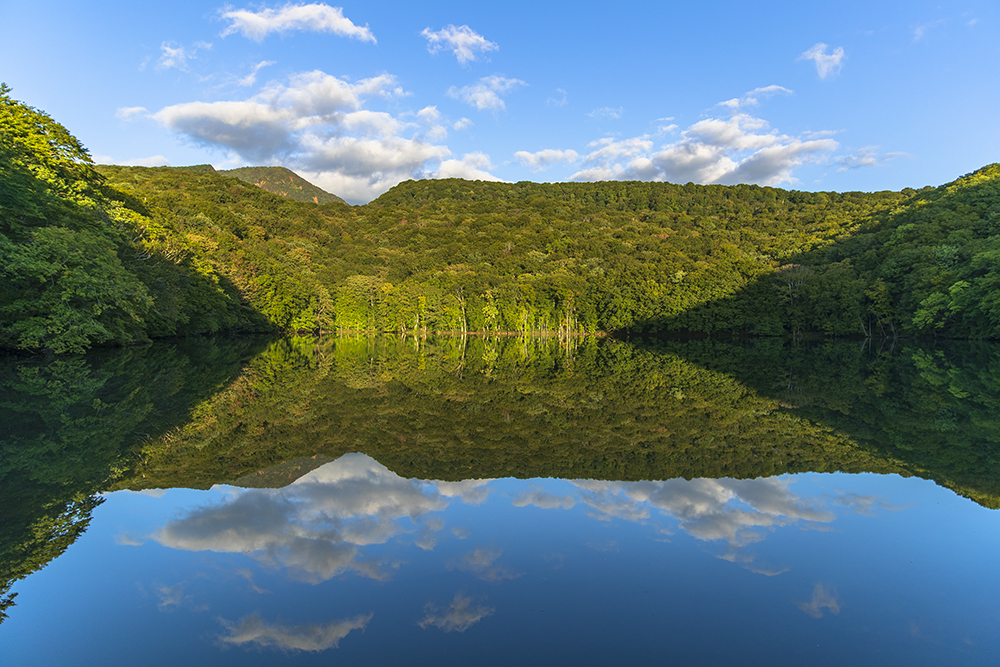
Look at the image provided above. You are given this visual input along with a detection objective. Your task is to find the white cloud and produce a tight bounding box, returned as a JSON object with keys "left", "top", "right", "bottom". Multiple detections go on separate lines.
{"left": 238, "top": 60, "right": 276, "bottom": 87}
{"left": 453, "top": 117, "right": 473, "bottom": 131}
{"left": 415, "top": 105, "right": 448, "bottom": 140}
{"left": 434, "top": 152, "right": 503, "bottom": 182}
{"left": 514, "top": 148, "right": 580, "bottom": 171}
{"left": 156, "top": 41, "right": 211, "bottom": 71}
{"left": 219, "top": 613, "right": 372, "bottom": 651}
{"left": 588, "top": 106, "right": 623, "bottom": 120}
{"left": 547, "top": 88, "right": 568, "bottom": 107}
{"left": 150, "top": 70, "right": 450, "bottom": 203}
{"left": 421, "top": 25, "right": 498, "bottom": 65}
{"left": 797, "top": 43, "right": 845, "bottom": 79}
{"left": 720, "top": 85, "right": 793, "bottom": 110}
{"left": 419, "top": 593, "right": 494, "bottom": 633}
{"left": 567, "top": 89, "right": 839, "bottom": 187}
{"left": 447, "top": 75, "right": 526, "bottom": 112}
{"left": 220, "top": 3, "right": 375, "bottom": 43}
{"left": 115, "top": 106, "right": 149, "bottom": 120}
{"left": 834, "top": 147, "right": 908, "bottom": 172}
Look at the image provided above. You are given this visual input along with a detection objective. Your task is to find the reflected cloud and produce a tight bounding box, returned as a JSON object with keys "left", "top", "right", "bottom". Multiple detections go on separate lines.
{"left": 512, "top": 485, "right": 575, "bottom": 510}
{"left": 449, "top": 547, "right": 522, "bottom": 582}
{"left": 833, "top": 492, "right": 901, "bottom": 516}
{"left": 156, "top": 584, "right": 188, "bottom": 610}
{"left": 418, "top": 593, "right": 494, "bottom": 633}
{"left": 236, "top": 568, "right": 268, "bottom": 594}
{"left": 434, "top": 479, "right": 494, "bottom": 505}
{"left": 153, "top": 454, "right": 447, "bottom": 582}
{"left": 795, "top": 583, "right": 840, "bottom": 618}
{"left": 218, "top": 612, "right": 372, "bottom": 652}
{"left": 415, "top": 517, "right": 445, "bottom": 551}
{"left": 572, "top": 477, "right": 834, "bottom": 548}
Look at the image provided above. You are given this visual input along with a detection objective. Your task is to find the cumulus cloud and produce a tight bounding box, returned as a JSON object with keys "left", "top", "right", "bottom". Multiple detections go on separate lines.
{"left": 514, "top": 149, "right": 579, "bottom": 171}
{"left": 150, "top": 69, "right": 452, "bottom": 203}
{"left": 157, "top": 41, "right": 211, "bottom": 71}
{"left": 797, "top": 43, "right": 845, "bottom": 79}
{"left": 415, "top": 105, "right": 448, "bottom": 140}
{"left": 453, "top": 117, "right": 473, "bottom": 131}
{"left": 566, "top": 89, "right": 839, "bottom": 187}
{"left": 447, "top": 75, "right": 526, "bottom": 112}
{"left": 434, "top": 152, "right": 503, "bottom": 182}
{"left": 220, "top": 3, "right": 375, "bottom": 43}
{"left": 421, "top": 25, "right": 498, "bottom": 64}
{"left": 153, "top": 453, "right": 448, "bottom": 582}
{"left": 419, "top": 593, "right": 494, "bottom": 632}
{"left": 219, "top": 613, "right": 372, "bottom": 651}
{"left": 238, "top": 60, "right": 276, "bottom": 87}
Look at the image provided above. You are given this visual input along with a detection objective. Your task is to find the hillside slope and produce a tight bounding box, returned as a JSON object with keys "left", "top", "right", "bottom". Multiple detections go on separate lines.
{"left": 221, "top": 166, "right": 345, "bottom": 205}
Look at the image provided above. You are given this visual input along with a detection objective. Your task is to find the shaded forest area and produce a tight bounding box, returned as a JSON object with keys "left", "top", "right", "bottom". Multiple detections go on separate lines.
{"left": 2, "top": 85, "right": 999, "bottom": 353}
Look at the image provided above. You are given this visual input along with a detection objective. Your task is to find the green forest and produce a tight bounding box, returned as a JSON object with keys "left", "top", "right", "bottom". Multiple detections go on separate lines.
{"left": 2, "top": 85, "right": 1000, "bottom": 353}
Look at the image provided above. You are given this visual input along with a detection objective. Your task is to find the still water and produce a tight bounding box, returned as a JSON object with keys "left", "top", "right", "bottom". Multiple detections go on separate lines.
{"left": 2, "top": 335, "right": 999, "bottom": 665}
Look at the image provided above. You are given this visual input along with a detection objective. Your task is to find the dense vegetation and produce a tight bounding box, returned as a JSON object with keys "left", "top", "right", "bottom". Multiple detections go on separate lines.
{"left": 220, "top": 165, "right": 346, "bottom": 205}
{"left": 2, "top": 86, "right": 999, "bottom": 353}
{"left": 113, "top": 335, "right": 1000, "bottom": 509}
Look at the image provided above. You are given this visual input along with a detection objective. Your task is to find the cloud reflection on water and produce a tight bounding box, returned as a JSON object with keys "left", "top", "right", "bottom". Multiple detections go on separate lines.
{"left": 419, "top": 593, "right": 495, "bottom": 632}
{"left": 149, "top": 454, "right": 877, "bottom": 585}
{"left": 218, "top": 612, "right": 373, "bottom": 651}
{"left": 154, "top": 454, "right": 449, "bottom": 581}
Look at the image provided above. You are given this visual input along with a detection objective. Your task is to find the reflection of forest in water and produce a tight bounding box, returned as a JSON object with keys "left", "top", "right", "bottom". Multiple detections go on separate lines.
{"left": 3, "top": 333, "right": 1000, "bottom": 621}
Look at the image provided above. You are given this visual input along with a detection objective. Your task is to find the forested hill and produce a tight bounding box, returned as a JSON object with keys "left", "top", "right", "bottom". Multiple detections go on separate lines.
{"left": 220, "top": 166, "right": 346, "bottom": 205}
{"left": 2, "top": 85, "right": 999, "bottom": 353}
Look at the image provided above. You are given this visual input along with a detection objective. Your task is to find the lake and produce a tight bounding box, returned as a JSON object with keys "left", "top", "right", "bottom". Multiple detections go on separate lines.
{"left": 2, "top": 334, "right": 999, "bottom": 665}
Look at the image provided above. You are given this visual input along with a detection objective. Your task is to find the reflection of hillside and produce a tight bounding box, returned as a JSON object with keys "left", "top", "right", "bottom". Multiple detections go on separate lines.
{"left": 117, "top": 334, "right": 944, "bottom": 494}
{"left": 647, "top": 338, "right": 1000, "bottom": 508}
{"left": 0, "top": 337, "right": 268, "bottom": 622}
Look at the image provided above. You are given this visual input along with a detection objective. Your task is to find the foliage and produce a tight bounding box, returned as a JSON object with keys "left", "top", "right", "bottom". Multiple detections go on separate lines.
{"left": 221, "top": 166, "right": 345, "bottom": 205}
{"left": 649, "top": 165, "right": 1000, "bottom": 337}
{"left": 4, "top": 88, "right": 999, "bottom": 352}
{"left": 114, "top": 335, "right": 1000, "bottom": 511}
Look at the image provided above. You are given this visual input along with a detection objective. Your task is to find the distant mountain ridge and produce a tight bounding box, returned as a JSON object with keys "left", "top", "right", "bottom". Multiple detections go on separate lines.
{"left": 220, "top": 166, "right": 346, "bottom": 205}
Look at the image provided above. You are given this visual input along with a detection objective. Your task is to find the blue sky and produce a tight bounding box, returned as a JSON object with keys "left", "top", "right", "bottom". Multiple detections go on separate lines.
{"left": 2, "top": 0, "right": 998, "bottom": 203}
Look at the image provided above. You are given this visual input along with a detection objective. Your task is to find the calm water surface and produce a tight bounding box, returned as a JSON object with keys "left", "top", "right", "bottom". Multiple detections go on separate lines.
{"left": 2, "top": 335, "right": 999, "bottom": 665}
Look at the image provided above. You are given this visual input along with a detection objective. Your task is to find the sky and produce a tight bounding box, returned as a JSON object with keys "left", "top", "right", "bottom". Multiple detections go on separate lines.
{"left": 2, "top": 0, "right": 998, "bottom": 204}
